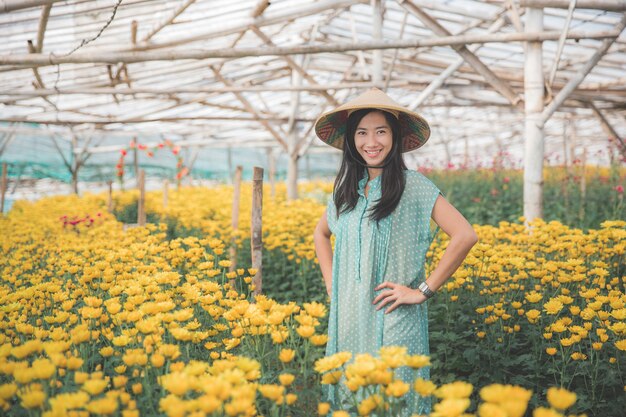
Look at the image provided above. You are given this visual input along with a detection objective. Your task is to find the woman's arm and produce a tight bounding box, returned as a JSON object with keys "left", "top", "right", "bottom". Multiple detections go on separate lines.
{"left": 423, "top": 194, "right": 478, "bottom": 292}
{"left": 373, "top": 195, "right": 478, "bottom": 313}
{"left": 314, "top": 209, "right": 333, "bottom": 297}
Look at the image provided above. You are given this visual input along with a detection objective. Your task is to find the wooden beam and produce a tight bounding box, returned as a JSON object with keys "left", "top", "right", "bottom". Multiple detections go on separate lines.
{"left": 408, "top": 14, "right": 509, "bottom": 109}
{"left": 0, "top": 82, "right": 410, "bottom": 99}
{"left": 587, "top": 101, "right": 626, "bottom": 158}
{"left": 0, "top": 0, "right": 65, "bottom": 13}
{"left": 371, "top": 0, "right": 383, "bottom": 85}
{"left": 36, "top": 4, "right": 51, "bottom": 52}
{"left": 400, "top": 0, "right": 522, "bottom": 107}
{"left": 211, "top": 67, "right": 288, "bottom": 150}
{"left": 540, "top": 14, "right": 626, "bottom": 125}
{"left": 1, "top": 29, "right": 620, "bottom": 66}
{"left": 0, "top": 115, "right": 315, "bottom": 125}
{"left": 505, "top": 0, "right": 525, "bottom": 32}
{"left": 250, "top": 0, "right": 271, "bottom": 17}
{"left": 249, "top": 26, "right": 340, "bottom": 106}
{"left": 547, "top": 0, "right": 576, "bottom": 88}
{"left": 141, "top": 0, "right": 197, "bottom": 43}
{"left": 384, "top": 11, "right": 408, "bottom": 91}
{"left": 520, "top": 0, "right": 626, "bottom": 11}
{"left": 134, "top": 0, "right": 364, "bottom": 51}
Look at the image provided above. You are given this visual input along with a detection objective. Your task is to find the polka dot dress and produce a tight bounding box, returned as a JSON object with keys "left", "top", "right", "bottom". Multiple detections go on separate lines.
{"left": 325, "top": 170, "right": 443, "bottom": 416}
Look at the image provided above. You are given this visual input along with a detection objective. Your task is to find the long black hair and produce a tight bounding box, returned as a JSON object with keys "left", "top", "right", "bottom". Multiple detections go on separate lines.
{"left": 333, "top": 108, "right": 407, "bottom": 222}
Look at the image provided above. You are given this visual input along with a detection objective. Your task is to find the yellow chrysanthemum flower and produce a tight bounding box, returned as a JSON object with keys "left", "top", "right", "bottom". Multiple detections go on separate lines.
{"left": 546, "top": 387, "right": 577, "bottom": 410}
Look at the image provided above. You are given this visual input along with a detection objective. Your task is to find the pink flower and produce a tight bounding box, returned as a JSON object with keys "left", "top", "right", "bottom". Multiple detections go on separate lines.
{"left": 503, "top": 177, "right": 510, "bottom": 183}
{"left": 615, "top": 185, "right": 624, "bottom": 194}
{"left": 120, "top": 149, "right": 127, "bottom": 156}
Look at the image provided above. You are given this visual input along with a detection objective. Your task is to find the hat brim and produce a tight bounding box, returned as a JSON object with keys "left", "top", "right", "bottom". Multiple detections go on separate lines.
{"left": 314, "top": 104, "right": 431, "bottom": 153}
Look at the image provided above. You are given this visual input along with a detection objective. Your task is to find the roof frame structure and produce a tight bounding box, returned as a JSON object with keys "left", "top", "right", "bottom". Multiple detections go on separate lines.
{"left": 0, "top": 0, "right": 623, "bottom": 216}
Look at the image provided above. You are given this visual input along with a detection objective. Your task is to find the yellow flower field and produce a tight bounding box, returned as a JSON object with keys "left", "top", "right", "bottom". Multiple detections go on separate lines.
{"left": 0, "top": 182, "right": 623, "bottom": 416}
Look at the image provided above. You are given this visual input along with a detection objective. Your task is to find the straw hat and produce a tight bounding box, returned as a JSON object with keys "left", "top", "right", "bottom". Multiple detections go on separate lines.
{"left": 314, "top": 88, "right": 431, "bottom": 153}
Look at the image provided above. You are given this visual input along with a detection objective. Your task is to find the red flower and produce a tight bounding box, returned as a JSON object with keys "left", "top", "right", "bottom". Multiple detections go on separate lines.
{"left": 503, "top": 177, "right": 510, "bottom": 183}
{"left": 158, "top": 143, "right": 165, "bottom": 149}
{"left": 120, "top": 149, "right": 127, "bottom": 156}
{"left": 615, "top": 185, "right": 624, "bottom": 194}
{"left": 147, "top": 151, "right": 154, "bottom": 158}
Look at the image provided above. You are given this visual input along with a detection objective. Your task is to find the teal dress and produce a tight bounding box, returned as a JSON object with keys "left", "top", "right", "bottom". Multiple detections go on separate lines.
{"left": 325, "top": 170, "right": 443, "bottom": 416}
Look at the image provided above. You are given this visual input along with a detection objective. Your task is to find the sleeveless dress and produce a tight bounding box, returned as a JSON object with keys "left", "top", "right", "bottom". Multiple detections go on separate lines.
{"left": 325, "top": 170, "right": 443, "bottom": 416}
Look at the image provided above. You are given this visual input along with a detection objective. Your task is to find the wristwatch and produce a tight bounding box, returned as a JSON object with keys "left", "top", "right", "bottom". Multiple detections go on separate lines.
{"left": 418, "top": 281, "right": 435, "bottom": 299}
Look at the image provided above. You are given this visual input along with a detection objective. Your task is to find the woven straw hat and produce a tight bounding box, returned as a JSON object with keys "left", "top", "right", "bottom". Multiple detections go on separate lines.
{"left": 314, "top": 88, "right": 431, "bottom": 153}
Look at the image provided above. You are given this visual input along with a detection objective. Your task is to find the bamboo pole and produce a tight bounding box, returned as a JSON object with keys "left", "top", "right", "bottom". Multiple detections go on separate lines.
{"left": 251, "top": 167, "right": 263, "bottom": 296}
{"left": 137, "top": 169, "right": 146, "bottom": 226}
{"left": 587, "top": 101, "right": 626, "bottom": 159}
{"left": 540, "top": 14, "right": 626, "bottom": 126}
{"left": 0, "top": 0, "right": 66, "bottom": 13}
{"left": 546, "top": 0, "right": 576, "bottom": 88}
{"left": 163, "top": 179, "right": 168, "bottom": 208}
{"left": 1, "top": 29, "right": 620, "bottom": 66}
{"left": 0, "top": 163, "right": 7, "bottom": 215}
{"left": 212, "top": 67, "right": 288, "bottom": 150}
{"left": 107, "top": 180, "right": 113, "bottom": 213}
{"left": 520, "top": 0, "right": 626, "bottom": 10}
{"left": 249, "top": 26, "right": 339, "bottom": 106}
{"left": 409, "top": 18, "right": 506, "bottom": 110}
{"left": 141, "top": 0, "right": 197, "bottom": 42}
{"left": 371, "top": 0, "right": 383, "bottom": 86}
{"left": 401, "top": 0, "right": 521, "bottom": 107}
{"left": 0, "top": 115, "right": 316, "bottom": 126}
{"left": 230, "top": 166, "right": 242, "bottom": 275}
{"left": 523, "top": 7, "right": 545, "bottom": 224}
{"left": 1, "top": 82, "right": 409, "bottom": 98}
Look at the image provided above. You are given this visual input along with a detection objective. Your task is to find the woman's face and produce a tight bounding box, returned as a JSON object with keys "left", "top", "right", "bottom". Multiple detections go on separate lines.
{"left": 354, "top": 110, "right": 393, "bottom": 166}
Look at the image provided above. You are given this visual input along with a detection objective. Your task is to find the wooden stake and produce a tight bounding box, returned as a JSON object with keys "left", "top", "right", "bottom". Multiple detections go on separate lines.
{"left": 107, "top": 180, "right": 113, "bottom": 213}
{"left": 137, "top": 169, "right": 146, "bottom": 226}
{"left": 251, "top": 167, "right": 263, "bottom": 296}
{"left": 163, "top": 179, "right": 168, "bottom": 208}
{"left": 229, "top": 165, "right": 243, "bottom": 274}
{"left": 0, "top": 163, "right": 7, "bottom": 215}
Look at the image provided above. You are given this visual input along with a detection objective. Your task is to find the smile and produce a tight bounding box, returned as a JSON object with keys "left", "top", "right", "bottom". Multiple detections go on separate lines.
{"left": 364, "top": 149, "right": 382, "bottom": 156}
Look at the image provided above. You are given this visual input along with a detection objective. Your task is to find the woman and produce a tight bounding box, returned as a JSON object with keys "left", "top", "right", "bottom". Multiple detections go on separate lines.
{"left": 313, "top": 88, "right": 478, "bottom": 415}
